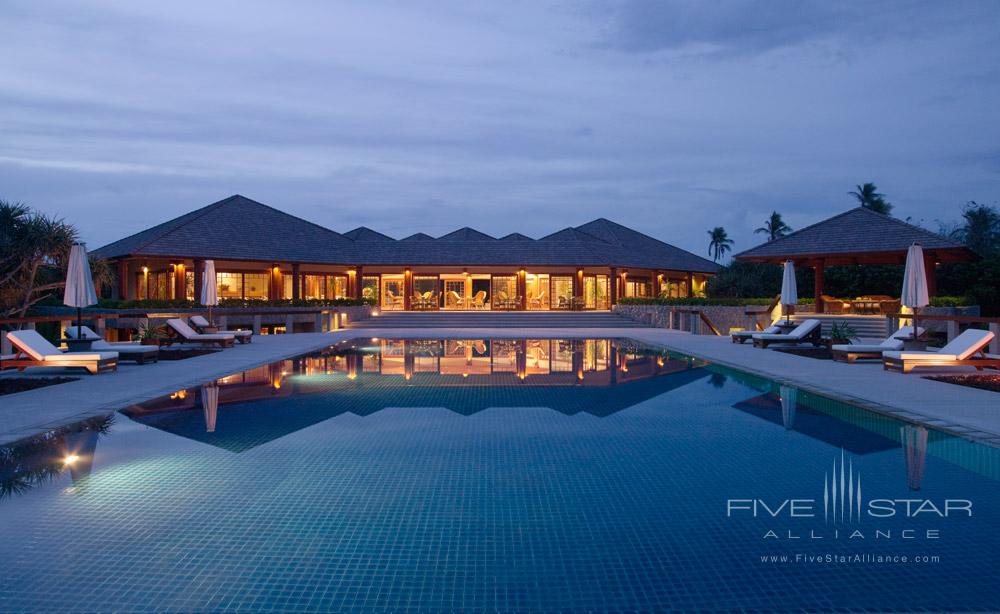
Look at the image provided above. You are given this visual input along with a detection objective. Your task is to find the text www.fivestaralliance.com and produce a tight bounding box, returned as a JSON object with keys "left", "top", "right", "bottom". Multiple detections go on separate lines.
{"left": 760, "top": 554, "right": 940, "bottom": 565}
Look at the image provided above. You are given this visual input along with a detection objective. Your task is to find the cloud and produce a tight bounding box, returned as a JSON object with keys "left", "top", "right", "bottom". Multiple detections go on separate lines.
{"left": 0, "top": 0, "right": 998, "bottom": 257}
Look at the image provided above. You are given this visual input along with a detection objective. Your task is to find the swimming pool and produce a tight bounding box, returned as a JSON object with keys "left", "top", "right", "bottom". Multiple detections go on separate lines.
{"left": 1, "top": 337, "right": 997, "bottom": 612}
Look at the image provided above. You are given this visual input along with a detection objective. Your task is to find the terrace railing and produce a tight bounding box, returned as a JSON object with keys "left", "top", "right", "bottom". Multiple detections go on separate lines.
{"left": 886, "top": 312, "right": 1000, "bottom": 354}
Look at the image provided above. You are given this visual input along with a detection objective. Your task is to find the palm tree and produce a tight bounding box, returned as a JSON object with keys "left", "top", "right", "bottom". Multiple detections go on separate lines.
{"left": 951, "top": 201, "right": 1000, "bottom": 256}
{"left": 707, "top": 226, "right": 734, "bottom": 262}
{"left": 848, "top": 182, "right": 893, "bottom": 215}
{"left": 0, "top": 200, "right": 110, "bottom": 319}
{"left": 754, "top": 211, "right": 792, "bottom": 241}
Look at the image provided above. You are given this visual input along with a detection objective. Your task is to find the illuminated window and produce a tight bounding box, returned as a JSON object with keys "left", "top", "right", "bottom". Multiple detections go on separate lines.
{"left": 327, "top": 275, "right": 349, "bottom": 300}
{"left": 551, "top": 276, "right": 573, "bottom": 309}
{"left": 492, "top": 276, "right": 517, "bottom": 310}
{"left": 413, "top": 277, "right": 439, "bottom": 310}
{"left": 244, "top": 273, "right": 268, "bottom": 300}
{"left": 302, "top": 275, "right": 325, "bottom": 300}
{"left": 361, "top": 277, "right": 379, "bottom": 302}
{"left": 217, "top": 273, "right": 243, "bottom": 299}
{"left": 525, "top": 274, "right": 549, "bottom": 310}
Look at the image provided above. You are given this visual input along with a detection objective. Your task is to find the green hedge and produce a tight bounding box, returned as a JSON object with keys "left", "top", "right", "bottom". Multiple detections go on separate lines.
{"left": 928, "top": 296, "right": 971, "bottom": 308}
{"left": 617, "top": 297, "right": 813, "bottom": 307}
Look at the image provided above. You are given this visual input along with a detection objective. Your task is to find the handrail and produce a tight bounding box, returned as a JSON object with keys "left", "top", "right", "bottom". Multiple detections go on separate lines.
{"left": 696, "top": 311, "right": 722, "bottom": 336}
{"left": 0, "top": 312, "right": 118, "bottom": 326}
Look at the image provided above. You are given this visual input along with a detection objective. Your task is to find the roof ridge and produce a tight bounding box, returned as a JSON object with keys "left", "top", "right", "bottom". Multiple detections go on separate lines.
{"left": 732, "top": 207, "right": 865, "bottom": 258}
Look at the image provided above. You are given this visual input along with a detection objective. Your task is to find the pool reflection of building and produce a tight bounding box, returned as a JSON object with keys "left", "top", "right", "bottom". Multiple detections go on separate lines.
{"left": 121, "top": 339, "right": 710, "bottom": 452}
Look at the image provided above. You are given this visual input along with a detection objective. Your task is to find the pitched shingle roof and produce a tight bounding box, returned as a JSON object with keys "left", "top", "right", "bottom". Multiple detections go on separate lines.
{"left": 500, "top": 232, "right": 534, "bottom": 241}
{"left": 438, "top": 227, "right": 496, "bottom": 241}
{"left": 343, "top": 226, "right": 395, "bottom": 241}
{"left": 734, "top": 207, "right": 974, "bottom": 263}
{"left": 94, "top": 195, "right": 720, "bottom": 272}
{"left": 92, "top": 195, "right": 357, "bottom": 264}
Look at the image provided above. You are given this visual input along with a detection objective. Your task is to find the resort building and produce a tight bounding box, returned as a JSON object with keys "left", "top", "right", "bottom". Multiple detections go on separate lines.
{"left": 94, "top": 195, "right": 719, "bottom": 311}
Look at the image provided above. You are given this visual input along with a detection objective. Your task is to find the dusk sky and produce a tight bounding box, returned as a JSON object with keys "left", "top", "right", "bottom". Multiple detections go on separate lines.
{"left": 2, "top": 1, "right": 999, "bottom": 257}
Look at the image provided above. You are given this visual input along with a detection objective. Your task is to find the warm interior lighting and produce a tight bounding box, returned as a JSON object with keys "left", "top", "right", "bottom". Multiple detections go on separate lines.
{"left": 371, "top": 337, "right": 379, "bottom": 341}
{"left": 63, "top": 454, "right": 80, "bottom": 465}
{"left": 657, "top": 357, "right": 665, "bottom": 367}
{"left": 141, "top": 266, "right": 149, "bottom": 274}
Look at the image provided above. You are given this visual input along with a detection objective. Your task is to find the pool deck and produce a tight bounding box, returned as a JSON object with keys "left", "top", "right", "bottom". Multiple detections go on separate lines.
{"left": 1, "top": 327, "right": 997, "bottom": 447}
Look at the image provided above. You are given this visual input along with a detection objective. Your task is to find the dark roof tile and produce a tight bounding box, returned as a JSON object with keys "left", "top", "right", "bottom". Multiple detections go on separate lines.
{"left": 735, "top": 207, "right": 970, "bottom": 262}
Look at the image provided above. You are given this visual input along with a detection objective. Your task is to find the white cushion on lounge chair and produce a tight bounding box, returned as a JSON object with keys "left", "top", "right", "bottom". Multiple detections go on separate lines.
{"left": 883, "top": 329, "right": 995, "bottom": 362}
{"left": 752, "top": 319, "right": 820, "bottom": 341}
{"left": 8, "top": 329, "right": 66, "bottom": 360}
{"left": 830, "top": 326, "right": 927, "bottom": 354}
{"left": 734, "top": 325, "right": 780, "bottom": 338}
{"left": 167, "top": 319, "right": 234, "bottom": 341}
{"left": 190, "top": 315, "right": 252, "bottom": 338}
{"left": 8, "top": 330, "right": 117, "bottom": 362}
{"left": 66, "top": 325, "right": 158, "bottom": 354}
{"left": 46, "top": 351, "right": 119, "bottom": 362}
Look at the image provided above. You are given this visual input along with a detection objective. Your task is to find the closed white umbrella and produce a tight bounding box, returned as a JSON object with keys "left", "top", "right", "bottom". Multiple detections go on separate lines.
{"left": 202, "top": 383, "right": 219, "bottom": 433}
{"left": 200, "top": 260, "right": 218, "bottom": 325}
{"left": 779, "top": 385, "right": 797, "bottom": 430}
{"left": 901, "top": 425, "right": 928, "bottom": 491}
{"left": 63, "top": 243, "right": 97, "bottom": 341}
{"left": 901, "top": 244, "right": 929, "bottom": 310}
{"left": 780, "top": 260, "right": 797, "bottom": 324}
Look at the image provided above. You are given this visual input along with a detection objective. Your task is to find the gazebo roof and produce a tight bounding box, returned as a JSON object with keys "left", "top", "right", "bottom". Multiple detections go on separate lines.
{"left": 734, "top": 207, "right": 975, "bottom": 265}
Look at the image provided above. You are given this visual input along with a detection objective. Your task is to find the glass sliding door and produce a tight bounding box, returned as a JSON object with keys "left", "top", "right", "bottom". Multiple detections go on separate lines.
{"left": 470, "top": 276, "right": 490, "bottom": 310}
{"left": 412, "top": 276, "right": 439, "bottom": 310}
{"left": 525, "top": 274, "right": 549, "bottom": 310}
{"left": 326, "top": 275, "right": 349, "bottom": 300}
{"left": 583, "top": 275, "right": 610, "bottom": 310}
{"left": 551, "top": 276, "right": 574, "bottom": 309}
{"left": 244, "top": 273, "right": 268, "bottom": 300}
{"left": 302, "top": 274, "right": 325, "bottom": 300}
{"left": 492, "top": 276, "right": 518, "bottom": 310}
{"left": 442, "top": 278, "right": 467, "bottom": 309}
{"left": 361, "top": 276, "right": 379, "bottom": 303}
{"left": 381, "top": 275, "right": 404, "bottom": 310}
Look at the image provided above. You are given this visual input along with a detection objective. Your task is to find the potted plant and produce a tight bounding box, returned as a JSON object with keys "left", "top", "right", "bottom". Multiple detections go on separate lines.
{"left": 133, "top": 323, "right": 166, "bottom": 346}
{"left": 827, "top": 321, "right": 860, "bottom": 347}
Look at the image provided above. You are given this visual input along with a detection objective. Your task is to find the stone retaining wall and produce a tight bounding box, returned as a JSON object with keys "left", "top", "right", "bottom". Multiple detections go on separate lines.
{"left": 613, "top": 304, "right": 756, "bottom": 335}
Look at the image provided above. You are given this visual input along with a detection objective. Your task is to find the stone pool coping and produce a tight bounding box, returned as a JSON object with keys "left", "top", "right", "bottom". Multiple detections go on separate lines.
{"left": 1, "top": 327, "right": 997, "bottom": 448}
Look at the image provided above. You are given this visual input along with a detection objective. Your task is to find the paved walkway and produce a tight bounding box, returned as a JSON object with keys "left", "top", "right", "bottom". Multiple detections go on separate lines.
{"left": 1, "top": 327, "right": 997, "bottom": 447}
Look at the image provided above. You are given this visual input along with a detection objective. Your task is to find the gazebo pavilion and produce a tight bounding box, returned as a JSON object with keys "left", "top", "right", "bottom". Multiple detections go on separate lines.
{"left": 734, "top": 207, "right": 976, "bottom": 313}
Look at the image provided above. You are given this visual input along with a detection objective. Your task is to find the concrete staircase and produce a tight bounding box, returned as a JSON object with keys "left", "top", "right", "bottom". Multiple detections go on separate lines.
{"left": 348, "top": 311, "right": 650, "bottom": 329}
{"left": 790, "top": 314, "right": 888, "bottom": 339}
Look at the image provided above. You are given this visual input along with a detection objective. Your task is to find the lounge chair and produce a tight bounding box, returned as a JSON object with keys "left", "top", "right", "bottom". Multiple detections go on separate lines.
{"left": 165, "top": 319, "right": 235, "bottom": 348}
{"left": 752, "top": 319, "right": 822, "bottom": 348}
{"left": 189, "top": 315, "right": 253, "bottom": 343}
{"left": 883, "top": 329, "right": 1000, "bottom": 374}
{"left": 831, "top": 326, "right": 924, "bottom": 363}
{"left": 65, "top": 325, "right": 159, "bottom": 364}
{"left": 732, "top": 324, "right": 781, "bottom": 344}
{"left": 5, "top": 329, "right": 117, "bottom": 374}
{"left": 471, "top": 290, "right": 487, "bottom": 310}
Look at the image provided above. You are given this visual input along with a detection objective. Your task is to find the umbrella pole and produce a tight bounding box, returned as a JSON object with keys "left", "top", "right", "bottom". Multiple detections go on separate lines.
{"left": 77, "top": 307, "right": 82, "bottom": 340}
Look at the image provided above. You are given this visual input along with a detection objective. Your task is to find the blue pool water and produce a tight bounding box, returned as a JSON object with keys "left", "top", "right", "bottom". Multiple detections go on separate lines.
{"left": 1, "top": 338, "right": 998, "bottom": 613}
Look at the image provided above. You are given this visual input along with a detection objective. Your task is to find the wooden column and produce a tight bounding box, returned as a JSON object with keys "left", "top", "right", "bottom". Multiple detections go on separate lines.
{"left": 291, "top": 263, "right": 301, "bottom": 301}
{"left": 174, "top": 263, "right": 186, "bottom": 300}
{"left": 403, "top": 269, "right": 413, "bottom": 310}
{"left": 813, "top": 260, "right": 825, "bottom": 313}
{"left": 650, "top": 271, "right": 657, "bottom": 298}
{"left": 686, "top": 272, "right": 693, "bottom": 298}
{"left": 923, "top": 251, "right": 938, "bottom": 297}
{"left": 574, "top": 268, "right": 584, "bottom": 303}
{"left": 517, "top": 269, "right": 527, "bottom": 310}
{"left": 609, "top": 267, "right": 618, "bottom": 306}
{"left": 193, "top": 259, "right": 205, "bottom": 303}
{"left": 117, "top": 259, "right": 129, "bottom": 300}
